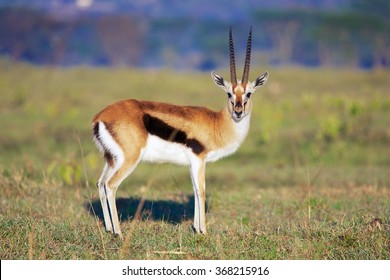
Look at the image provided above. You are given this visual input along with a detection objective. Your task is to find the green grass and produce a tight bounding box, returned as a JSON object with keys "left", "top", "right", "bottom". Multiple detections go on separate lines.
{"left": 0, "top": 60, "right": 389, "bottom": 259}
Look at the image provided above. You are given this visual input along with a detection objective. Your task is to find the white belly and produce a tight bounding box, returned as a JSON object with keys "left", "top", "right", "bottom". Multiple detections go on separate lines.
{"left": 141, "top": 133, "right": 242, "bottom": 166}
{"left": 141, "top": 134, "right": 191, "bottom": 165}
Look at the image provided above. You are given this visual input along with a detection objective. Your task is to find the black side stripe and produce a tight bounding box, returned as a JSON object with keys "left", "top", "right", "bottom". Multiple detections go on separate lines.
{"left": 143, "top": 114, "right": 205, "bottom": 155}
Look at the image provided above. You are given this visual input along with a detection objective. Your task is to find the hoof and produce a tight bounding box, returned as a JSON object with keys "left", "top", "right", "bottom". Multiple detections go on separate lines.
{"left": 191, "top": 225, "right": 207, "bottom": 235}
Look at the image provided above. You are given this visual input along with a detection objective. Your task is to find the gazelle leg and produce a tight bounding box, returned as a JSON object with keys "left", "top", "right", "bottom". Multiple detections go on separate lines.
{"left": 97, "top": 163, "right": 114, "bottom": 232}
{"left": 104, "top": 184, "right": 122, "bottom": 237}
{"left": 105, "top": 154, "right": 142, "bottom": 238}
{"left": 189, "top": 157, "right": 207, "bottom": 234}
{"left": 94, "top": 120, "right": 146, "bottom": 238}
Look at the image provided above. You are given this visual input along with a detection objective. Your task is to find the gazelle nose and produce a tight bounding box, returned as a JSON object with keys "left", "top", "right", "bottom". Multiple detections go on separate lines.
{"left": 235, "top": 111, "right": 242, "bottom": 117}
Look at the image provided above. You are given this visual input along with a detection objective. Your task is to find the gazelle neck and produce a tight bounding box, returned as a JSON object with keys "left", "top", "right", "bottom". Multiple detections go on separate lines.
{"left": 224, "top": 107, "right": 251, "bottom": 145}
{"left": 205, "top": 106, "right": 251, "bottom": 163}
{"left": 222, "top": 105, "right": 251, "bottom": 143}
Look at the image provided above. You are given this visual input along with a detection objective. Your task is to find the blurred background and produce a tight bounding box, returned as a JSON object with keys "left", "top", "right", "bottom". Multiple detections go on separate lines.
{"left": 0, "top": 0, "right": 389, "bottom": 69}
{"left": 1, "top": 1, "right": 390, "bottom": 260}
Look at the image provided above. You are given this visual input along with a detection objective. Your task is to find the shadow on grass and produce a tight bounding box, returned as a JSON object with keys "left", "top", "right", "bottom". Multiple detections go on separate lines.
{"left": 85, "top": 195, "right": 199, "bottom": 224}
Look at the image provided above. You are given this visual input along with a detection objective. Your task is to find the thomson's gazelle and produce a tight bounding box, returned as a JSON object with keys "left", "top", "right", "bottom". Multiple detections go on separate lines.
{"left": 93, "top": 27, "right": 269, "bottom": 237}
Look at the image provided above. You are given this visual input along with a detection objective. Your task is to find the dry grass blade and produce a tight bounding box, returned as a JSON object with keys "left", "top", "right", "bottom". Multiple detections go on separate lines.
{"left": 150, "top": 251, "right": 186, "bottom": 255}
{"left": 75, "top": 130, "right": 90, "bottom": 189}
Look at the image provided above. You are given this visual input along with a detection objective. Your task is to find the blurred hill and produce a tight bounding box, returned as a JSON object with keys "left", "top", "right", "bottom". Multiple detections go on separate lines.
{"left": 0, "top": 0, "right": 389, "bottom": 69}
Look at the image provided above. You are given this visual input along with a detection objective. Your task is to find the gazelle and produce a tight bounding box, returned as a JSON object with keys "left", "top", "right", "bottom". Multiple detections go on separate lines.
{"left": 92, "top": 27, "right": 268, "bottom": 237}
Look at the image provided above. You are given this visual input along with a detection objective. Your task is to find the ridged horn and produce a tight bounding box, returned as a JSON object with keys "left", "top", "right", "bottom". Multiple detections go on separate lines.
{"left": 242, "top": 27, "right": 252, "bottom": 86}
{"left": 229, "top": 27, "right": 237, "bottom": 86}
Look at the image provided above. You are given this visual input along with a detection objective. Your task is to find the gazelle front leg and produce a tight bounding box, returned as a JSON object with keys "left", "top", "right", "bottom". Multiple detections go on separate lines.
{"left": 189, "top": 156, "right": 207, "bottom": 234}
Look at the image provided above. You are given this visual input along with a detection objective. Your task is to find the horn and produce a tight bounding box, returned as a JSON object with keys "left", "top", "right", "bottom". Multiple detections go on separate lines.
{"left": 242, "top": 26, "right": 252, "bottom": 86}
{"left": 229, "top": 27, "right": 237, "bottom": 86}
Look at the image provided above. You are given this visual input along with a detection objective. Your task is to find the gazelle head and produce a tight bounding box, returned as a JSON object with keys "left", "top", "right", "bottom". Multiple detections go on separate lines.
{"left": 212, "top": 27, "right": 269, "bottom": 122}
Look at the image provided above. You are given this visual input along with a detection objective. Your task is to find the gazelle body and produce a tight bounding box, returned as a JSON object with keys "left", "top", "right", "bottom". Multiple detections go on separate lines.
{"left": 92, "top": 28, "right": 268, "bottom": 237}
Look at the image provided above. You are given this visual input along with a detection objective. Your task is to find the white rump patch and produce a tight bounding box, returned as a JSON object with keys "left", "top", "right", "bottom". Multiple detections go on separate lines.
{"left": 93, "top": 121, "right": 124, "bottom": 170}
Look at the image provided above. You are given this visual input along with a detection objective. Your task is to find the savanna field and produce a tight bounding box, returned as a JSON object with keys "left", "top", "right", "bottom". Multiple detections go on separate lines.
{"left": 0, "top": 60, "right": 389, "bottom": 259}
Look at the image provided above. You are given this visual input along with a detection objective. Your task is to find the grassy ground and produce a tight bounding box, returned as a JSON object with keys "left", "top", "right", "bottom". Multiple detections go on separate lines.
{"left": 0, "top": 60, "right": 389, "bottom": 259}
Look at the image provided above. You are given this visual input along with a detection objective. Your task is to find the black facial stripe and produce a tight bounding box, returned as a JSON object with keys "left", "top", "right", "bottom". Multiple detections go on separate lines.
{"left": 143, "top": 114, "right": 205, "bottom": 155}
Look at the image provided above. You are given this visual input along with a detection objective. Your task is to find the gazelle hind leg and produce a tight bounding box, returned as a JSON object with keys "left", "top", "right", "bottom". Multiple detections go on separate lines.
{"left": 93, "top": 120, "right": 146, "bottom": 237}
{"left": 97, "top": 163, "right": 114, "bottom": 232}
{"left": 189, "top": 157, "right": 207, "bottom": 234}
{"left": 104, "top": 184, "right": 121, "bottom": 237}
{"left": 104, "top": 154, "right": 142, "bottom": 238}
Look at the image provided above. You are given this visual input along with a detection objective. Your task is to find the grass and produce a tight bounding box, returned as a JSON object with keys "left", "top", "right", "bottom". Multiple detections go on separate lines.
{"left": 0, "top": 60, "right": 389, "bottom": 259}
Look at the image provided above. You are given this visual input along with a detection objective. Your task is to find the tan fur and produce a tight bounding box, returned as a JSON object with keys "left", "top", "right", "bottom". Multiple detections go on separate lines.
{"left": 93, "top": 99, "right": 237, "bottom": 156}
{"left": 92, "top": 99, "right": 239, "bottom": 237}
{"left": 92, "top": 79, "right": 267, "bottom": 237}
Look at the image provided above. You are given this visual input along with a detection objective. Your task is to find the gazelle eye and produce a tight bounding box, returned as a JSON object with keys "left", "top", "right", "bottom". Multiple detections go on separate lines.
{"left": 246, "top": 92, "right": 252, "bottom": 98}
{"left": 227, "top": 92, "right": 232, "bottom": 98}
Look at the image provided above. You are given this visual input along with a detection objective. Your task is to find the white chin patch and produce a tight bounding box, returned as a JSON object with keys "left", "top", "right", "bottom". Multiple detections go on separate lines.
{"left": 232, "top": 114, "right": 244, "bottom": 122}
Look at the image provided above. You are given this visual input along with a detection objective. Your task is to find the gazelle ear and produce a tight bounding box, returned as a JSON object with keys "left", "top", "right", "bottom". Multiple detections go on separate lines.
{"left": 252, "top": 71, "right": 269, "bottom": 90}
{"left": 211, "top": 70, "right": 230, "bottom": 92}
